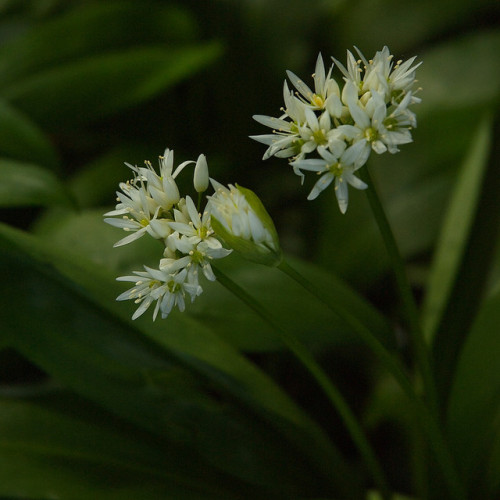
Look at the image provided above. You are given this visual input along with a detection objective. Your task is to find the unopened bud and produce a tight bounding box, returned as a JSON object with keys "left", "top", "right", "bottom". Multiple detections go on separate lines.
{"left": 208, "top": 182, "right": 282, "bottom": 266}
{"left": 194, "top": 154, "right": 209, "bottom": 193}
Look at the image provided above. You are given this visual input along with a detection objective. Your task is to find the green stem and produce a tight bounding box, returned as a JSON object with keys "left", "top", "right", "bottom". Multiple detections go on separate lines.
{"left": 197, "top": 191, "right": 203, "bottom": 212}
{"left": 359, "top": 166, "right": 439, "bottom": 418}
{"left": 277, "top": 259, "right": 465, "bottom": 500}
{"left": 213, "top": 265, "right": 392, "bottom": 500}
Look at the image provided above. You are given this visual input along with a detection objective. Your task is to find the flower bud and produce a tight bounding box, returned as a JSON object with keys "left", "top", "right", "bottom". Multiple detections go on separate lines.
{"left": 208, "top": 182, "right": 282, "bottom": 266}
{"left": 193, "top": 154, "right": 209, "bottom": 193}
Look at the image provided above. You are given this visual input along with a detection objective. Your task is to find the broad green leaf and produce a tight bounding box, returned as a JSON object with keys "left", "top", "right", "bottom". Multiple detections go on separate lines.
{"left": 0, "top": 222, "right": 355, "bottom": 495}
{"left": 332, "top": 0, "right": 497, "bottom": 55}
{"left": 33, "top": 208, "right": 162, "bottom": 272}
{"left": 431, "top": 114, "right": 500, "bottom": 400}
{"left": 418, "top": 29, "right": 500, "bottom": 116}
{"left": 0, "top": 397, "right": 254, "bottom": 499}
{"left": 0, "top": 158, "right": 71, "bottom": 208}
{"left": 421, "top": 114, "right": 492, "bottom": 339}
{"left": 0, "top": 100, "right": 58, "bottom": 168}
{"left": 3, "top": 43, "right": 223, "bottom": 131}
{"left": 0, "top": 2, "right": 197, "bottom": 89}
{"left": 446, "top": 284, "right": 500, "bottom": 497}
{"left": 68, "top": 145, "right": 156, "bottom": 208}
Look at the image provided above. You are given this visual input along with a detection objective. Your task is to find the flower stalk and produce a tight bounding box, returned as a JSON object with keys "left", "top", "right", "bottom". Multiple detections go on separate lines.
{"left": 358, "top": 166, "right": 439, "bottom": 418}
{"left": 213, "top": 264, "right": 392, "bottom": 500}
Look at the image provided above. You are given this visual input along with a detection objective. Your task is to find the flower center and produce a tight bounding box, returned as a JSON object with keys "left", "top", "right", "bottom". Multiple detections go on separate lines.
{"left": 364, "top": 127, "right": 378, "bottom": 142}
{"left": 190, "top": 249, "right": 204, "bottom": 264}
{"left": 167, "top": 280, "right": 181, "bottom": 293}
{"left": 328, "top": 162, "right": 343, "bottom": 177}
{"left": 311, "top": 94, "right": 324, "bottom": 108}
{"left": 383, "top": 117, "right": 399, "bottom": 131}
{"left": 197, "top": 226, "right": 209, "bottom": 239}
{"left": 312, "top": 128, "right": 328, "bottom": 145}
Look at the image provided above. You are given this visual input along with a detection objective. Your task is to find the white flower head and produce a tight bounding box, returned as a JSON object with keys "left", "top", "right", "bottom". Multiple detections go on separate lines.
{"left": 252, "top": 47, "right": 421, "bottom": 212}
{"left": 116, "top": 266, "right": 201, "bottom": 321}
{"left": 106, "top": 147, "right": 234, "bottom": 321}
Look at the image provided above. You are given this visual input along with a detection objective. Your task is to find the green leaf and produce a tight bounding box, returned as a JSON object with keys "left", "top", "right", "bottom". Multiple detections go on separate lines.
{"left": 431, "top": 113, "right": 500, "bottom": 401}
{"left": 0, "top": 396, "right": 259, "bottom": 499}
{"left": 0, "top": 222, "right": 354, "bottom": 495}
{"left": 0, "top": 99, "right": 59, "bottom": 168}
{"left": 0, "top": 2, "right": 198, "bottom": 89}
{"left": 418, "top": 30, "right": 500, "bottom": 116}
{"left": 421, "top": 114, "right": 492, "bottom": 339}
{"left": 446, "top": 284, "right": 500, "bottom": 496}
{"left": 0, "top": 158, "right": 71, "bottom": 208}
{"left": 68, "top": 145, "right": 156, "bottom": 208}
{"left": 333, "top": 0, "right": 498, "bottom": 55}
{"left": 3, "top": 43, "right": 223, "bottom": 131}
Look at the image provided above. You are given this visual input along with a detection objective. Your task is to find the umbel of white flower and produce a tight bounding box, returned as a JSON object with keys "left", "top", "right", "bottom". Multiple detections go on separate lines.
{"left": 104, "top": 148, "right": 232, "bottom": 320}
{"left": 251, "top": 47, "right": 421, "bottom": 213}
{"left": 207, "top": 181, "right": 282, "bottom": 267}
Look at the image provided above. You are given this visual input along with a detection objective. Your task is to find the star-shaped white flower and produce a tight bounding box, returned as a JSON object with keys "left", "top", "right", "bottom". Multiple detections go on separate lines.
{"left": 286, "top": 53, "right": 342, "bottom": 116}
{"left": 103, "top": 178, "right": 171, "bottom": 247}
{"left": 291, "top": 143, "right": 368, "bottom": 212}
{"left": 116, "top": 266, "right": 201, "bottom": 320}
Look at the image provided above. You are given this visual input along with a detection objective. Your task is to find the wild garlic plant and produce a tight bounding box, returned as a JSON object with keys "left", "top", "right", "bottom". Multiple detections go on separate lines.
{"left": 104, "top": 47, "right": 471, "bottom": 500}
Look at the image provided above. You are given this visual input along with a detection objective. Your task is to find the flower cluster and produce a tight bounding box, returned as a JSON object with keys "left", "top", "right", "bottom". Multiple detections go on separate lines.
{"left": 105, "top": 148, "right": 281, "bottom": 320}
{"left": 251, "top": 46, "right": 421, "bottom": 213}
{"left": 104, "top": 149, "right": 232, "bottom": 320}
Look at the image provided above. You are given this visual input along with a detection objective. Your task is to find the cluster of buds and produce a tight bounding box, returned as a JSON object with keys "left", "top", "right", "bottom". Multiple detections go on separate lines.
{"left": 104, "top": 148, "right": 281, "bottom": 320}
{"left": 251, "top": 47, "right": 421, "bottom": 213}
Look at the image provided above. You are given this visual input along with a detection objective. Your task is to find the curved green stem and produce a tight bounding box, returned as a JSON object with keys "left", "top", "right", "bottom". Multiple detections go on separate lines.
{"left": 213, "top": 265, "right": 392, "bottom": 500}
{"left": 277, "top": 245, "right": 464, "bottom": 499}
{"left": 359, "top": 166, "right": 439, "bottom": 418}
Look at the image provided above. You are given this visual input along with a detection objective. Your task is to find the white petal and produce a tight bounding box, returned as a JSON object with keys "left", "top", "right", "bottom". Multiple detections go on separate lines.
{"left": 335, "top": 178, "right": 349, "bottom": 214}
{"left": 185, "top": 196, "right": 201, "bottom": 228}
{"left": 291, "top": 159, "right": 327, "bottom": 172}
{"left": 113, "top": 227, "right": 148, "bottom": 247}
{"left": 286, "top": 70, "right": 313, "bottom": 100}
{"left": 307, "top": 173, "right": 334, "bottom": 200}
{"left": 132, "top": 297, "right": 154, "bottom": 320}
{"left": 314, "top": 53, "right": 326, "bottom": 94}
{"left": 253, "top": 115, "right": 292, "bottom": 131}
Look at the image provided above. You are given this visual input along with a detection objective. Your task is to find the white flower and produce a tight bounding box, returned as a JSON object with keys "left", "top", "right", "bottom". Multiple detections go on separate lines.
{"left": 286, "top": 53, "right": 342, "bottom": 115}
{"left": 116, "top": 266, "right": 201, "bottom": 320}
{"left": 340, "top": 88, "right": 414, "bottom": 155}
{"left": 335, "top": 46, "right": 421, "bottom": 103}
{"left": 291, "top": 144, "right": 368, "bottom": 212}
{"left": 250, "top": 111, "right": 302, "bottom": 160}
{"left": 168, "top": 195, "right": 213, "bottom": 242}
{"left": 103, "top": 177, "right": 171, "bottom": 247}
{"left": 166, "top": 195, "right": 231, "bottom": 283}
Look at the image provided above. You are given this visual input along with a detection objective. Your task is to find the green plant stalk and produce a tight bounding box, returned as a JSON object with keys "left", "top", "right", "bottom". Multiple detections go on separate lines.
{"left": 359, "top": 166, "right": 439, "bottom": 418}
{"left": 213, "top": 265, "right": 392, "bottom": 500}
{"left": 277, "top": 259, "right": 465, "bottom": 500}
